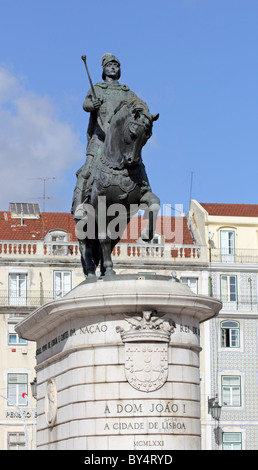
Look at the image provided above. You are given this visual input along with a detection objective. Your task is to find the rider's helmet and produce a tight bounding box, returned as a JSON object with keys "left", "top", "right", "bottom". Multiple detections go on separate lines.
{"left": 102, "top": 53, "right": 121, "bottom": 80}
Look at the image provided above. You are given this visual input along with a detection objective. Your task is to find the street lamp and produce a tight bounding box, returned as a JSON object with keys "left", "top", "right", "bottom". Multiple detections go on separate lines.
{"left": 30, "top": 377, "right": 37, "bottom": 399}
{"left": 208, "top": 396, "right": 222, "bottom": 421}
{"left": 208, "top": 396, "right": 222, "bottom": 450}
{"left": 211, "top": 400, "right": 222, "bottom": 421}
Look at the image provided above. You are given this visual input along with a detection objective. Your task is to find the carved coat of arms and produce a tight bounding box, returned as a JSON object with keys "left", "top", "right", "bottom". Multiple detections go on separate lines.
{"left": 116, "top": 311, "right": 174, "bottom": 392}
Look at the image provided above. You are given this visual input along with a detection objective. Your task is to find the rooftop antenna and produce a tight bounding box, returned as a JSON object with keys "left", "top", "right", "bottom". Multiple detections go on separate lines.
{"left": 189, "top": 171, "right": 194, "bottom": 209}
{"left": 29, "top": 177, "right": 55, "bottom": 212}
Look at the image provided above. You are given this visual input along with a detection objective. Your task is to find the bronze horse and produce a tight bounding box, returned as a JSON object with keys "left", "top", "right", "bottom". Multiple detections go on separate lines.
{"left": 75, "top": 97, "right": 160, "bottom": 277}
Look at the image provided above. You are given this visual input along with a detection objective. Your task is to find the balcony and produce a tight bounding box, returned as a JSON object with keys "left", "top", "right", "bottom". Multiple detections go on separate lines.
{"left": 0, "top": 241, "right": 80, "bottom": 258}
{"left": 0, "top": 290, "right": 57, "bottom": 308}
{"left": 0, "top": 240, "right": 206, "bottom": 263}
{"left": 210, "top": 248, "right": 258, "bottom": 264}
{"left": 113, "top": 243, "right": 204, "bottom": 263}
{"left": 212, "top": 296, "right": 258, "bottom": 312}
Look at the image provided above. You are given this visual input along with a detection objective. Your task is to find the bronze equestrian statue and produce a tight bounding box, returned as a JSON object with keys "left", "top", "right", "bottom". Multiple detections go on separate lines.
{"left": 72, "top": 53, "right": 160, "bottom": 277}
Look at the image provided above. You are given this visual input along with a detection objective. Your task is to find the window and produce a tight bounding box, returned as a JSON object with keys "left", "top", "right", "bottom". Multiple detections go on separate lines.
{"left": 221, "top": 275, "right": 237, "bottom": 302}
{"left": 8, "top": 321, "right": 27, "bottom": 345}
{"left": 222, "top": 376, "right": 241, "bottom": 407}
{"left": 181, "top": 277, "right": 198, "bottom": 294}
{"left": 53, "top": 271, "right": 71, "bottom": 298}
{"left": 8, "top": 432, "right": 25, "bottom": 450}
{"left": 46, "top": 229, "right": 69, "bottom": 255}
{"left": 220, "top": 230, "right": 235, "bottom": 262}
{"left": 7, "top": 374, "right": 28, "bottom": 406}
{"left": 221, "top": 321, "right": 240, "bottom": 348}
{"left": 222, "top": 432, "right": 242, "bottom": 450}
{"left": 9, "top": 273, "right": 27, "bottom": 306}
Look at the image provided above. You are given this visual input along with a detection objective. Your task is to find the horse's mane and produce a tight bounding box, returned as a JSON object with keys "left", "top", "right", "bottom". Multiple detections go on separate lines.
{"left": 110, "top": 96, "right": 150, "bottom": 123}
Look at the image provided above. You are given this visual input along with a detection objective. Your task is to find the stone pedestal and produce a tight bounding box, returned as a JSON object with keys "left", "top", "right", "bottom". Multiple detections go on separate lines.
{"left": 16, "top": 275, "right": 221, "bottom": 450}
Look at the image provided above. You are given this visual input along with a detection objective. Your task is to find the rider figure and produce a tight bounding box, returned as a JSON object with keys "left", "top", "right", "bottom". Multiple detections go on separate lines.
{"left": 72, "top": 53, "right": 147, "bottom": 218}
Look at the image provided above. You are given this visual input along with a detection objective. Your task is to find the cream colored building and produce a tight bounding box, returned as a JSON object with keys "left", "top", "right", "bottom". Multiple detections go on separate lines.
{"left": 188, "top": 200, "right": 258, "bottom": 450}
{"left": 2, "top": 200, "right": 258, "bottom": 450}
{"left": 0, "top": 203, "right": 84, "bottom": 449}
{"left": 0, "top": 202, "right": 207, "bottom": 449}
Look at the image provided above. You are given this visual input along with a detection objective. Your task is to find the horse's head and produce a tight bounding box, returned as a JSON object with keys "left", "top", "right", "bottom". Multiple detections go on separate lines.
{"left": 104, "top": 98, "right": 159, "bottom": 168}
{"left": 123, "top": 101, "right": 159, "bottom": 166}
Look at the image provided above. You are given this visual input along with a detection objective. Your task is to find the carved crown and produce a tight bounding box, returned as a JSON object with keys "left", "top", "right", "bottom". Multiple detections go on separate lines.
{"left": 116, "top": 310, "right": 174, "bottom": 343}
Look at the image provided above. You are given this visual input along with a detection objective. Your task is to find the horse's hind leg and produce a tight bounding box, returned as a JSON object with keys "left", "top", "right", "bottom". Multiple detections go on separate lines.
{"left": 79, "top": 240, "right": 96, "bottom": 277}
{"left": 85, "top": 241, "right": 97, "bottom": 277}
{"left": 78, "top": 240, "right": 88, "bottom": 276}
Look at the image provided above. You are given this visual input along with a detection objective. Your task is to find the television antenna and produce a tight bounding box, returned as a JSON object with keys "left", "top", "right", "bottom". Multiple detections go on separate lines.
{"left": 189, "top": 171, "right": 194, "bottom": 208}
{"left": 29, "top": 177, "right": 55, "bottom": 212}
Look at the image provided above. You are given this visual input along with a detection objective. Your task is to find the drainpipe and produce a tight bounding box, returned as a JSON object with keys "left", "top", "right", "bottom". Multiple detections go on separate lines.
{"left": 248, "top": 277, "right": 253, "bottom": 310}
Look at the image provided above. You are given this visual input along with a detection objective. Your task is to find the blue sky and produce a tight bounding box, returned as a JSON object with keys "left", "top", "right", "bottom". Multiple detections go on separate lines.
{"left": 0, "top": 0, "right": 257, "bottom": 215}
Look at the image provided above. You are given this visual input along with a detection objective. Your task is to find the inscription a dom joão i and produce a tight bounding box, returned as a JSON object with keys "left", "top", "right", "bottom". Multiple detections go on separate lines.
{"left": 104, "top": 401, "right": 187, "bottom": 414}
{"left": 103, "top": 401, "right": 188, "bottom": 434}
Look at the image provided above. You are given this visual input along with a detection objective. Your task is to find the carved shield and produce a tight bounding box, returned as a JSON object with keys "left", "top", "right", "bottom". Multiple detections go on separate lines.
{"left": 124, "top": 343, "right": 169, "bottom": 392}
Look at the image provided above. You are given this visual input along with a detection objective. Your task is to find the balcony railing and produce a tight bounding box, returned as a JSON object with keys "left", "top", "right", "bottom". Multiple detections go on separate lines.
{"left": 210, "top": 295, "right": 258, "bottom": 311}
{"left": 210, "top": 248, "right": 258, "bottom": 264}
{"left": 113, "top": 243, "right": 204, "bottom": 262}
{"left": 0, "top": 290, "right": 67, "bottom": 308}
{"left": 2, "top": 289, "right": 258, "bottom": 311}
{"left": 0, "top": 241, "right": 80, "bottom": 257}
{"left": 0, "top": 240, "right": 205, "bottom": 263}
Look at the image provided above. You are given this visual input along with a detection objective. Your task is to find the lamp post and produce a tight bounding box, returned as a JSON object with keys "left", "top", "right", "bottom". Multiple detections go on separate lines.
{"left": 30, "top": 377, "right": 37, "bottom": 399}
{"left": 208, "top": 396, "right": 222, "bottom": 449}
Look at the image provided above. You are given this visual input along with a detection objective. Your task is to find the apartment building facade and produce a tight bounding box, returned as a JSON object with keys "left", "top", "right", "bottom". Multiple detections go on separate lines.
{"left": 1, "top": 200, "right": 258, "bottom": 450}
{"left": 188, "top": 200, "right": 258, "bottom": 450}
{"left": 0, "top": 202, "right": 208, "bottom": 449}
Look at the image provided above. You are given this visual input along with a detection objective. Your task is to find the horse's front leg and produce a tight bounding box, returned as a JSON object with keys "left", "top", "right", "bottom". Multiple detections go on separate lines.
{"left": 140, "top": 192, "right": 160, "bottom": 242}
{"left": 99, "top": 237, "right": 116, "bottom": 276}
{"left": 97, "top": 211, "right": 116, "bottom": 276}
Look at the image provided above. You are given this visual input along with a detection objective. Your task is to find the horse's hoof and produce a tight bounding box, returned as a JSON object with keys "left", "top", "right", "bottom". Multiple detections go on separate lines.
{"left": 87, "top": 272, "right": 96, "bottom": 278}
{"left": 104, "top": 268, "right": 116, "bottom": 276}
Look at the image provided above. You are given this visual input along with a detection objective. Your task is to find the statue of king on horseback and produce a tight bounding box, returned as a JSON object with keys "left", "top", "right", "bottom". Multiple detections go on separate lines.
{"left": 72, "top": 53, "right": 160, "bottom": 277}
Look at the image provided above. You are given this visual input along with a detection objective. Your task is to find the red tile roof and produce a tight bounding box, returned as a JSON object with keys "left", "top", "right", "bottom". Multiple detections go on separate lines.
{"left": 0, "top": 212, "right": 77, "bottom": 242}
{"left": 200, "top": 203, "right": 258, "bottom": 218}
{"left": 0, "top": 211, "right": 194, "bottom": 244}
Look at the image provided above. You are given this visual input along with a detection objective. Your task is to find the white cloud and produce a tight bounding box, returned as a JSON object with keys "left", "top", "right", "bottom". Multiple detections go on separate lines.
{"left": 0, "top": 67, "right": 83, "bottom": 211}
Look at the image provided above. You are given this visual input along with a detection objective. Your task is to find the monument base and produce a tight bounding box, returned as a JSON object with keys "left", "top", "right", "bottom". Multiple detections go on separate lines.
{"left": 16, "top": 275, "right": 221, "bottom": 450}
